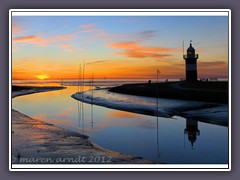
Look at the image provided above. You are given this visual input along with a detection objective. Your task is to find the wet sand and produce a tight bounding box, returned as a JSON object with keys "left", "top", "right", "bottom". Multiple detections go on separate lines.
{"left": 72, "top": 88, "right": 228, "bottom": 127}
{"left": 107, "top": 81, "right": 228, "bottom": 127}
{"left": 11, "top": 87, "right": 152, "bottom": 164}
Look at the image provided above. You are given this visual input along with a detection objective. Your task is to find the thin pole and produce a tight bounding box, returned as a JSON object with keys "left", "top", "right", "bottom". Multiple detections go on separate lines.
{"left": 78, "top": 101, "right": 81, "bottom": 127}
{"left": 156, "top": 69, "right": 159, "bottom": 113}
{"left": 78, "top": 64, "right": 81, "bottom": 93}
{"left": 82, "top": 59, "right": 85, "bottom": 99}
{"left": 157, "top": 116, "right": 160, "bottom": 159}
{"left": 92, "top": 74, "right": 94, "bottom": 104}
{"left": 82, "top": 59, "right": 85, "bottom": 133}
{"left": 91, "top": 103, "right": 94, "bottom": 129}
{"left": 82, "top": 101, "right": 84, "bottom": 134}
{"left": 91, "top": 74, "right": 94, "bottom": 129}
{"left": 183, "top": 132, "right": 185, "bottom": 149}
{"left": 183, "top": 41, "right": 185, "bottom": 55}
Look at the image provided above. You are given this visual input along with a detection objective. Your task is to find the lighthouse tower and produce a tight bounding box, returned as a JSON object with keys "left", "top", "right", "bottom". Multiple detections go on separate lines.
{"left": 183, "top": 41, "right": 199, "bottom": 81}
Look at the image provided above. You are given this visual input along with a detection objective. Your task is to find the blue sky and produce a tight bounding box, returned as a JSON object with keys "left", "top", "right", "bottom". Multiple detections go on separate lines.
{"left": 12, "top": 15, "right": 229, "bottom": 79}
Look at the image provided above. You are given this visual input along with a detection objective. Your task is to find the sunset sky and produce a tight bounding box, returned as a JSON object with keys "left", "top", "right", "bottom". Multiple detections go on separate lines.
{"left": 12, "top": 15, "right": 229, "bottom": 80}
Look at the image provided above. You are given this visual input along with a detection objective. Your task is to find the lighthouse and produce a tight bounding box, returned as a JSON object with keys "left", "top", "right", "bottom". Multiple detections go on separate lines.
{"left": 183, "top": 41, "right": 199, "bottom": 81}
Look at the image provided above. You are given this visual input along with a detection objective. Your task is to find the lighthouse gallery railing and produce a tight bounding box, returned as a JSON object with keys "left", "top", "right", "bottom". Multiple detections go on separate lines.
{"left": 183, "top": 54, "right": 199, "bottom": 59}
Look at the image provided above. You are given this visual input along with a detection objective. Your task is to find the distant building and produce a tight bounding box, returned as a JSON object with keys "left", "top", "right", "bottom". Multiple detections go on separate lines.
{"left": 183, "top": 42, "right": 199, "bottom": 81}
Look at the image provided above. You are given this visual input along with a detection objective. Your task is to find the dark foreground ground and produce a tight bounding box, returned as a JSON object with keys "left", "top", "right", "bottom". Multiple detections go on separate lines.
{"left": 109, "top": 81, "right": 228, "bottom": 104}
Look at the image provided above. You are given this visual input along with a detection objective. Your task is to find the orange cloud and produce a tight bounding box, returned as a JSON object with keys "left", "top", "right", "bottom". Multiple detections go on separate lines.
{"left": 86, "top": 60, "right": 110, "bottom": 65}
{"left": 75, "top": 28, "right": 99, "bottom": 34}
{"left": 108, "top": 41, "right": 175, "bottom": 58}
{"left": 66, "top": 49, "right": 78, "bottom": 52}
{"left": 13, "top": 35, "right": 48, "bottom": 46}
{"left": 61, "top": 43, "right": 71, "bottom": 48}
{"left": 47, "top": 33, "right": 73, "bottom": 42}
{"left": 12, "top": 25, "right": 98, "bottom": 48}
{"left": 199, "top": 61, "right": 227, "bottom": 68}
{"left": 12, "top": 23, "right": 27, "bottom": 36}
{"left": 12, "top": 33, "right": 74, "bottom": 47}
{"left": 119, "top": 51, "right": 170, "bottom": 58}
{"left": 198, "top": 61, "right": 228, "bottom": 78}
{"left": 60, "top": 43, "right": 78, "bottom": 52}
{"left": 80, "top": 24, "right": 95, "bottom": 29}
{"left": 13, "top": 35, "right": 38, "bottom": 42}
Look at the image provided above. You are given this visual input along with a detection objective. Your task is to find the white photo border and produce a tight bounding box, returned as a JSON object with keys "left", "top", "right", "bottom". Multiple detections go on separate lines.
{"left": 9, "top": 9, "right": 231, "bottom": 171}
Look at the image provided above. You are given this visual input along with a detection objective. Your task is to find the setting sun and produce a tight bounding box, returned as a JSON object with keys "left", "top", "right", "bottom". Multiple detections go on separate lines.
{"left": 36, "top": 74, "right": 49, "bottom": 80}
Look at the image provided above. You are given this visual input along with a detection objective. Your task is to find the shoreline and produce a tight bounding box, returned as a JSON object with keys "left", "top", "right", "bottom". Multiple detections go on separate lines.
{"left": 109, "top": 81, "right": 228, "bottom": 104}
{"left": 12, "top": 86, "right": 152, "bottom": 164}
{"left": 72, "top": 88, "right": 228, "bottom": 127}
{"left": 12, "top": 86, "right": 66, "bottom": 98}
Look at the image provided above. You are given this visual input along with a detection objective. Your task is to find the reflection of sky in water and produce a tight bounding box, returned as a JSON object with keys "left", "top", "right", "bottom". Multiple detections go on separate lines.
{"left": 12, "top": 85, "right": 228, "bottom": 164}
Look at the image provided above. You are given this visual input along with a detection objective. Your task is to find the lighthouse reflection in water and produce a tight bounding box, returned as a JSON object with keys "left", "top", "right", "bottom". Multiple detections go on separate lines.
{"left": 184, "top": 118, "right": 200, "bottom": 149}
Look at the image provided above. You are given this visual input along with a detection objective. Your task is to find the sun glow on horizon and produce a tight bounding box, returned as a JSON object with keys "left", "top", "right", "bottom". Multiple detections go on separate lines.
{"left": 36, "top": 74, "right": 49, "bottom": 80}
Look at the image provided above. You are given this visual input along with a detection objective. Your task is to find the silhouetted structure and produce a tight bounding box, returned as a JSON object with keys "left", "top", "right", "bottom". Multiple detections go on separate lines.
{"left": 184, "top": 119, "right": 200, "bottom": 149}
{"left": 183, "top": 41, "right": 199, "bottom": 81}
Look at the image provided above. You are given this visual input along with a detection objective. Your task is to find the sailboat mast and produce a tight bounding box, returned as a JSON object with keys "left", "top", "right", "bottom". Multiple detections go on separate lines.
{"left": 92, "top": 74, "right": 94, "bottom": 104}
{"left": 182, "top": 41, "right": 184, "bottom": 56}
{"left": 78, "top": 64, "right": 81, "bottom": 93}
{"left": 82, "top": 59, "right": 85, "bottom": 92}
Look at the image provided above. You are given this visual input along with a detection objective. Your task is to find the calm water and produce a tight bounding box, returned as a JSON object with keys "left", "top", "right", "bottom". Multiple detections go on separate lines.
{"left": 12, "top": 83, "right": 228, "bottom": 164}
